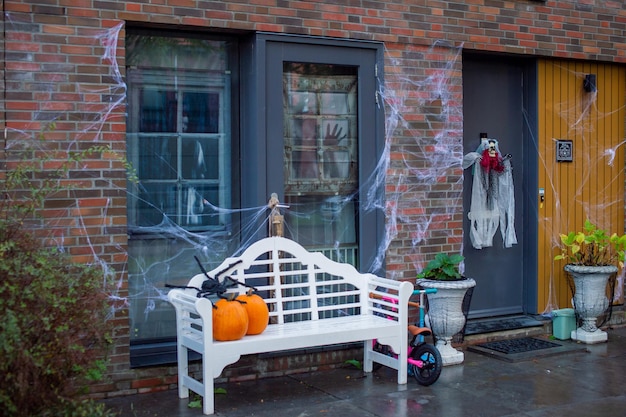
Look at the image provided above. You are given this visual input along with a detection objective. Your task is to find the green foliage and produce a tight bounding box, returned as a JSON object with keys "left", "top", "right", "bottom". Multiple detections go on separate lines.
{"left": 40, "top": 399, "right": 119, "bottom": 417}
{"left": 344, "top": 359, "right": 363, "bottom": 370}
{"left": 188, "top": 399, "right": 203, "bottom": 409}
{"left": 554, "top": 219, "right": 626, "bottom": 267}
{"left": 0, "top": 226, "right": 114, "bottom": 417}
{"left": 417, "top": 252, "right": 465, "bottom": 281}
{"left": 0, "top": 125, "right": 120, "bottom": 416}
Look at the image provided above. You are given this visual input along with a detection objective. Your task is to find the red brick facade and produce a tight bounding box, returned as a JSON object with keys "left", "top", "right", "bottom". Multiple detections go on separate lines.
{"left": 1, "top": 0, "right": 624, "bottom": 398}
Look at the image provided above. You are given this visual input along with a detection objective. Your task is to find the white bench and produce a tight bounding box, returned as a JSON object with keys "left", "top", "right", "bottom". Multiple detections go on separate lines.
{"left": 167, "top": 236, "right": 413, "bottom": 415}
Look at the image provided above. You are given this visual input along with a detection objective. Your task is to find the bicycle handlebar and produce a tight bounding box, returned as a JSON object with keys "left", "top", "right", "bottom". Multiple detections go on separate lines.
{"left": 369, "top": 289, "right": 435, "bottom": 310}
{"left": 413, "top": 288, "right": 437, "bottom": 295}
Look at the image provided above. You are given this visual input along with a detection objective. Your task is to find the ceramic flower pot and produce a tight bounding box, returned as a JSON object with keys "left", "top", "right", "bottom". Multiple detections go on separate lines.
{"left": 418, "top": 278, "right": 476, "bottom": 365}
{"left": 564, "top": 264, "right": 616, "bottom": 344}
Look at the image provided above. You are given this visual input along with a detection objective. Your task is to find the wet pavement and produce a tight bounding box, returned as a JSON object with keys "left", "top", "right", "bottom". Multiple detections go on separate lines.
{"left": 104, "top": 326, "right": 626, "bottom": 417}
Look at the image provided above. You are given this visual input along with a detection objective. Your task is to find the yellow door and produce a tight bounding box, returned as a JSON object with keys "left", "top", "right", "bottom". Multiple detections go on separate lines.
{"left": 538, "top": 60, "right": 626, "bottom": 312}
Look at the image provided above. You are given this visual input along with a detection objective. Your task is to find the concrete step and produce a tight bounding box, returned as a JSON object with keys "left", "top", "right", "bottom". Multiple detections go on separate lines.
{"left": 461, "top": 308, "right": 626, "bottom": 347}
{"left": 461, "top": 314, "right": 550, "bottom": 346}
{"left": 462, "top": 323, "right": 550, "bottom": 347}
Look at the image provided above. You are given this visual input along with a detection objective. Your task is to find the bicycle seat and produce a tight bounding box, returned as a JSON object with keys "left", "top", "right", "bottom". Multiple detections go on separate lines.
{"left": 408, "top": 325, "right": 432, "bottom": 337}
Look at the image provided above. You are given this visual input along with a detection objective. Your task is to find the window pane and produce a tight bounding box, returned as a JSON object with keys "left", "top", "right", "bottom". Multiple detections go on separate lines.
{"left": 140, "top": 90, "right": 177, "bottom": 133}
{"left": 127, "top": 36, "right": 227, "bottom": 71}
{"left": 128, "top": 238, "right": 205, "bottom": 340}
{"left": 127, "top": 34, "right": 234, "bottom": 347}
{"left": 181, "top": 137, "right": 219, "bottom": 180}
{"left": 127, "top": 34, "right": 231, "bottom": 231}
{"left": 292, "top": 150, "right": 318, "bottom": 179}
{"left": 287, "top": 195, "right": 357, "bottom": 248}
{"left": 283, "top": 63, "right": 359, "bottom": 252}
{"left": 183, "top": 92, "right": 220, "bottom": 133}
{"left": 135, "top": 135, "right": 177, "bottom": 180}
{"left": 135, "top": 183, "right": 176, "bottom": 226}
{"left": 180, "top": 184, "right": 220, "bottom": 227}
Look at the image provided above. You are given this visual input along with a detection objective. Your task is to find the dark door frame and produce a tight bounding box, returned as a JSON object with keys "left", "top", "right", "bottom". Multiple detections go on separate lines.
{"left": 240, "top": 33, "right": 386, "bottom": 274}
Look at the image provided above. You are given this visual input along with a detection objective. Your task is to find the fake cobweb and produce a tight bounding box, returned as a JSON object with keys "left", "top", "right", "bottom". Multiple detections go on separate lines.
{"left": 537, "top": 66, "right": 626, "bottom": 316}
{"left": 2, "top": 18, "right": 623, "bottom": 342}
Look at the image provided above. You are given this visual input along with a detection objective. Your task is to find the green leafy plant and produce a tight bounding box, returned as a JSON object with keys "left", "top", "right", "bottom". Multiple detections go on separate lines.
{"left": 0, "top": 127, "right": 121, "bottom": 417}
{"left": 417, "top": 252, "right": 465, "bottom": 281}
{"left": 0, "top": 225, "right": 115, "bottom": 416}
{"left": 553, "top": 219, "right": 626, "bottom": 267}
{"left": 188, "top": 399, "right": 203, "bottom": 409}
{"left": 344, "top": 359, "right": 363, "bottom": 370}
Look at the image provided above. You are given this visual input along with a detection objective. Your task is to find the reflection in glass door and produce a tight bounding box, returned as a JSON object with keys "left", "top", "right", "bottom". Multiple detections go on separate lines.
{"left": 283, "top": 63, "right": 358, "bottom": 264}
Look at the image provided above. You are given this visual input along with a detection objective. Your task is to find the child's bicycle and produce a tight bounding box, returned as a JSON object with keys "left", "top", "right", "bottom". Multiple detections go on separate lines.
{"left": 370, "top": 288, "right": 442, "bottom": 386}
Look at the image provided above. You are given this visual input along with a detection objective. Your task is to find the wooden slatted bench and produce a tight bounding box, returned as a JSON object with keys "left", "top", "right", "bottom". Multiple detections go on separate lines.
{"left": 167, "top": 236, "right": 413, "bottom": 415}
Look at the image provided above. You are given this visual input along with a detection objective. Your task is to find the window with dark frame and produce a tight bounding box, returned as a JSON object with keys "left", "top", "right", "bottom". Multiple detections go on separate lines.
{"left": 126, "top": 32, "right": 237, "bottom": 366}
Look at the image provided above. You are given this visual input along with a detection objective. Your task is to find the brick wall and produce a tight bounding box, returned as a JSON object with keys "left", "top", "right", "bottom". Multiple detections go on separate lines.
{"left": 2, "top": 0, "right": 624, "bottom": 398}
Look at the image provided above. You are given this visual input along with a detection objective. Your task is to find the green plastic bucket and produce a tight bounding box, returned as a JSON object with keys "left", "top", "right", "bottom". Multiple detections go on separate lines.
{"left": 552, "top": 308, "right": 576, "bottom": 340}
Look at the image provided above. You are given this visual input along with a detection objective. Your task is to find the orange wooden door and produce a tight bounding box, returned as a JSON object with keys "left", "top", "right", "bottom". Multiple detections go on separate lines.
{"left": 537, "top": 60, "right": 626, "bottom": 312}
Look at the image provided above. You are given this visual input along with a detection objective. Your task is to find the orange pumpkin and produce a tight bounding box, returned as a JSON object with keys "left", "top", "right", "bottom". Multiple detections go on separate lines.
{"left": 236, "top": 290, "right": 269, "bottom": 335}
{"left": 212, "top": 297, "right": 249, "bottom": 341}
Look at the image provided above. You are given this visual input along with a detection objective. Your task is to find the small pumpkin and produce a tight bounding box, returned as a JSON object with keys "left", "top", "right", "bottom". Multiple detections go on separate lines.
{"left": 212, "top": 295, "right": 249, "bottom": 341}
{"left": 236, "top": 290, "right": 269, "bottom": 335}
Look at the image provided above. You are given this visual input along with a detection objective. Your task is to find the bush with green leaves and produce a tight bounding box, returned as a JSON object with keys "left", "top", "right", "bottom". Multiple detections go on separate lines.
{"left": 0, "top": 132, "right": 120, "bottom": 417}
{"left": 0, "top": 219, "right": 116, "bottom": 416}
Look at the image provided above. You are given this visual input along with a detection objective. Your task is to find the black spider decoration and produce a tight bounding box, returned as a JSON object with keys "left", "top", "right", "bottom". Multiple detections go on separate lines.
{"left": 165, "top": 256, "right": 257, "bottom": 299}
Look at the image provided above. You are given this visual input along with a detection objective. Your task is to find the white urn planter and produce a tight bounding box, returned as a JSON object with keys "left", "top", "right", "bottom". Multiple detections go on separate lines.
{"left": 564, "top": 264, "right": 616, "bottom": 344}
{"left": 418, "top": 278, "right": 476, "bottom": 366}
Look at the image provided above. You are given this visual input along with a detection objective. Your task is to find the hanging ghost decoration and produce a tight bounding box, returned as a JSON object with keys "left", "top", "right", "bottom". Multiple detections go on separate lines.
{"left": 462, "top": 138, "right": 517, "bottom": 249}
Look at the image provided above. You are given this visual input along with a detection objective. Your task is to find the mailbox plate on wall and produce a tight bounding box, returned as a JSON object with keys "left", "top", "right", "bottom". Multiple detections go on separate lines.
{"left": 556, "top": 140, "right": 573, "bottom": 162}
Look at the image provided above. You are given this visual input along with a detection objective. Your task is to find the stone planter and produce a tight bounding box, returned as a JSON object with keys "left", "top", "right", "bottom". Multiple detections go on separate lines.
{"left": 564, "top": 264, "right": 616, "bottom": 344}
{"left": 418, "top": 278, "right": 476, "bottom": 366}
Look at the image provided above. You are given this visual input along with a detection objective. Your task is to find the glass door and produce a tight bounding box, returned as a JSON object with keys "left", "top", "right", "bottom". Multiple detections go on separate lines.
{"left": 283, "top": 63, "right": 358, "bottom": 261}
{"left": 262, "top": 38, "right": 383, "bottom": 271}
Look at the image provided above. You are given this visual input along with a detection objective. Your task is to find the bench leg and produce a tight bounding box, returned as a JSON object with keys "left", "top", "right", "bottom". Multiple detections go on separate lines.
{"left": 397, "top": 342, "right": 408, "bottom": 385}
{"left": 203, "top": 354, "right": 215, "bottom": 415}
{"left": 177, "top": 345, "right": 190, "bottom": 399}
{"left": 363, "top": 340, "right": 374, "bottom": 373}
{"left": 398, "top": 333, "right": 409, "bottom": 385}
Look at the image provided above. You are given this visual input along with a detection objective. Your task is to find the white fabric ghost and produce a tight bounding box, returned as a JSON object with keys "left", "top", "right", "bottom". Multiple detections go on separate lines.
{"left": 463, "top": 138, "right": 517, "bottom": 249}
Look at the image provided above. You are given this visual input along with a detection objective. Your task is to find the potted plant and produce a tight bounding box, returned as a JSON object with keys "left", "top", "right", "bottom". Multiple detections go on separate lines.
{"left": 417, "top": 253, "right": 476, "bottom": 365}
{"left": 554, "top": 219, "right": 626, "bottom": 343}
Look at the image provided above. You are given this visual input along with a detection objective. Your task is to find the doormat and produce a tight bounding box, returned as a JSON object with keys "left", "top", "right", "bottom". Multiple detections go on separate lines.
{"left": 467, "top": 337, "right": 588, "bottom": 362}
{"left": 465, "top": 315, "right": 546, "bottom": 335}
